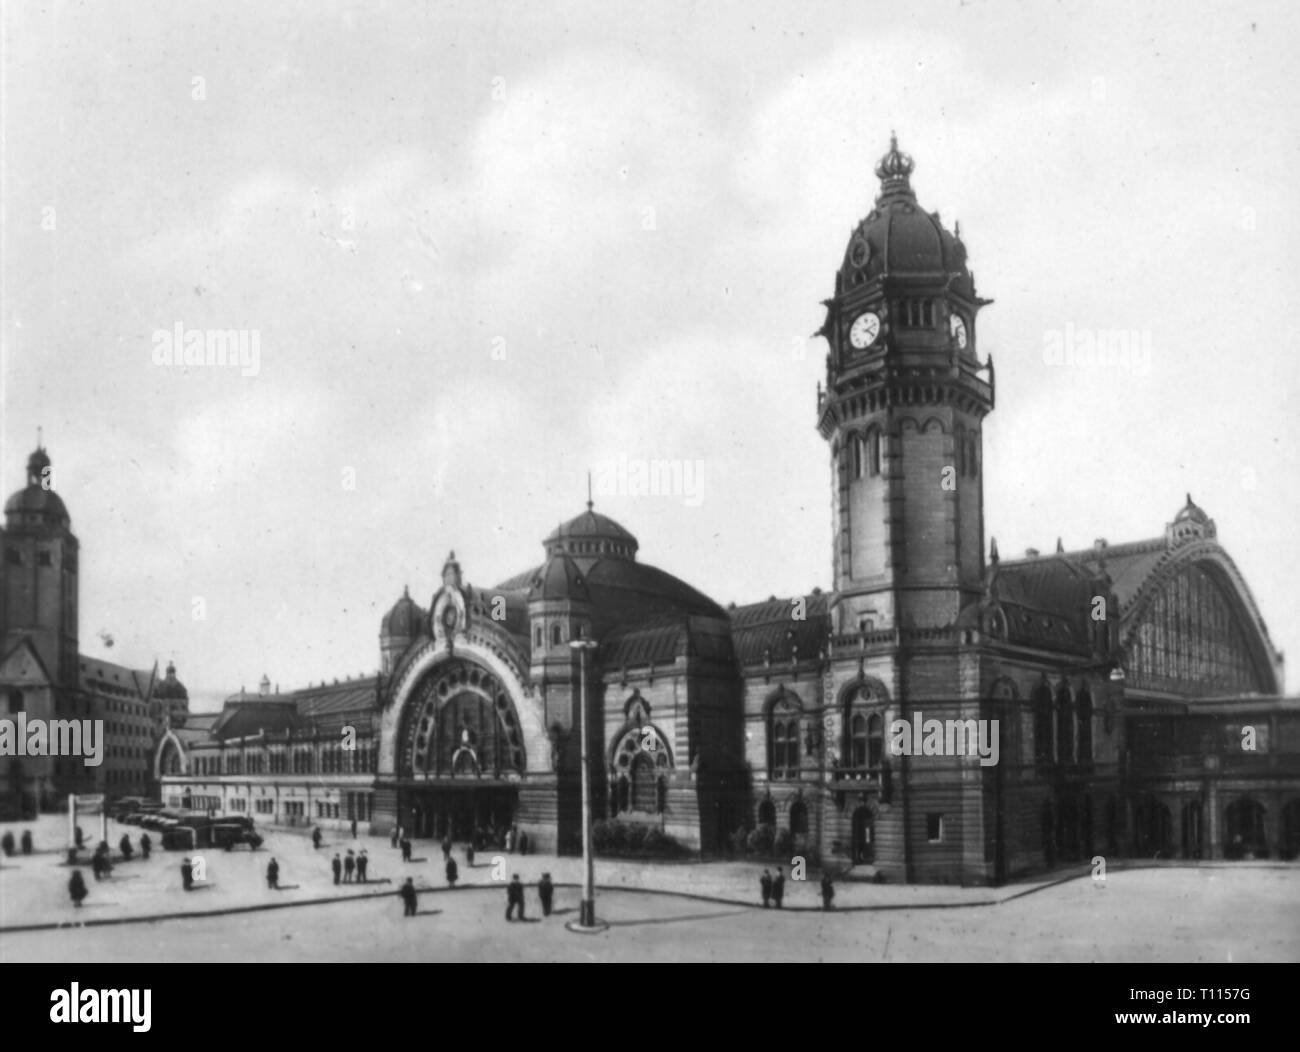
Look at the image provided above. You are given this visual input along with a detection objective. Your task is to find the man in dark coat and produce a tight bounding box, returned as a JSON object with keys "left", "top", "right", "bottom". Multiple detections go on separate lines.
{"left": 119, "top": 834, "right": 134, "bottom": 861}
{"left": 400, "top": 877, "right": 418, "bottom": 917}
{"left": 466, "top": 843, "right": 475, "bottom": 867}
{"left": 344, "top": 850, "right": 356, "bottom": 883}
{"left": 140, "top": 833, "right": 152, "bottom": 860}
{"left": 760, "top": 869, "right": 772, "bottom": 908}
{"left": 506, "top": 874, "right": 525, "bottom": 921}
{"left": 331, "top": 853, "right": 342, "bottom": 885}
{"left": 266, "top": 858, "right": 280, "bottom": 889}
{"left": 400, "top": 837, "right": 412, "bottom": 862}
{"left": 1, "top": 831, "right": 14, "bottom": 856}
{"left": 820, "top": 871, "right": 835, "bottom": 911}
{"left": 20, "top": 829, "right": 33, "bottom": 855}
{"left": 357, "top": 849, "right": 368, "bottom": 882}
{"left": 538, "top": 872, "right": 554, "bottom": 917}
{"left": 68, "top": 869, "right": 88, "bottom": 907}
{"left": 351, "top": 818, "right": 357, "bottom": 840}
{"left": 180, "top": 858, "right": 194, "bottom": 891}
{"left": 772, "top": 867, "right": 785, "bottom": 909}
{"left": 446, "top": 856, "right": 458, "bottom": 887}
{"left": 74, "top": 825, "right": 84, "bottom": 849}
{"left": 311, "top": 826, "right": 322, "bottom": 849}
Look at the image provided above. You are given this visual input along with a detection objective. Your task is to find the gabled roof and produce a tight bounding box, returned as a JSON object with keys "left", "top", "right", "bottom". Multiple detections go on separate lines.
{"left": 79, "top": 654, "right": 156, "bottom": 700}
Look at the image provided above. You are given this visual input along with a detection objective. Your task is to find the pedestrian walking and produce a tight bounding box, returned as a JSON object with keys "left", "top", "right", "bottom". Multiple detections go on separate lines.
{"left": 1, "top": 831, "right": 13, "bottom": 857}
{"left": 538, "top": 872, "right": 554, "bottom": 917}
{"left": 267, "top": 858, "right": 280, "bottom": 890}
{"left": 773, "top": 867, "right": 785, "bottom": 909}
{"left": 119, "top": 834, "right": 134, "bottom": 861}
{"left": 446, "top": 856, "right": 458, "bottom": 887}
{"left": 506, "top": 874, "right": 525, "bottom": 921}
{"left": 400, "top": 837, "right": 412, "bottom": 862}
{"left": 400, "top": 877, "right": 418, "bottom": 917}
{"left": 357, "top": 849, "right": 368, "bottom": 883}
{"left": 466, "top": 843, "right": 475, "bottom": 867}
{"left": 760, "top": 868, "right": 772, "bottom": 908}
{"left": 68, "top": 869, "right": 88, "bottom": 907}
{"left": 140, "top": 833, "right": 151, "bottom": 860}
{"left": 20, "top": 829, "right": 33, "bottom": 855}
{"left": 518, "top": 831, "right": 529, "bottom": 856}
{"left": 820, "top": 871, "right": 835, "bottom": 911}
{"left": 331, "top": 853, "right": 342, "bottom": 885}
{"left": 74, "top": 825, "right": 85, "bottom": 849}
{"left": 180, "top": 858, "right": 194, "bottom": 891}
{"left": 344, "top": 850, "right": 356, "bottom": 883}
{"left": 312, "top": 826, "right": 322, "bottom": 849}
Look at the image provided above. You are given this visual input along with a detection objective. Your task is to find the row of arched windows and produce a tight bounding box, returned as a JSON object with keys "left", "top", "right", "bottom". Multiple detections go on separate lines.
{"left": 953, "top": 424, "right": 979, "bottom": 478}
{"left": 849, "top": 429, "right": 885, "bottom": 480}
{"left": 183, "top": 743, "right": 380, "bottom": 777}
{"left": 1033, "top": 684, "right": 1094, "bottom": 768}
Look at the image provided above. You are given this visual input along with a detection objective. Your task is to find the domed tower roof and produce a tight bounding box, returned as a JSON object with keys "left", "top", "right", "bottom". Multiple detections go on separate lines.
{"left": 4, "top": 445, "right": 70, "bottom": 529}
{"left": 1174, "top": 493, "right": 1210, "bottom": 526}
{"left": 153, "top": 660, "right": 189, "bottom": 700}
{"left": 529, "top": 553, "right": 591, "bottom": 602}
{"left": 836, "top": 133, "right": 974, "bottom": 299}
{"left": 543, "top": 504, "right": 639, "bottom": 560}
{"left": 381, "top": 585, "right": 425, "bottom": 639}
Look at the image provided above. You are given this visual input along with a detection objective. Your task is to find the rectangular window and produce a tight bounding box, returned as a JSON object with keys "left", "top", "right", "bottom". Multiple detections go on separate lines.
{"left": 926, "top": 813, "right": 944, "bottom": 843}
{"left": 37, "top": 549, "right": 52, "bottom": 567}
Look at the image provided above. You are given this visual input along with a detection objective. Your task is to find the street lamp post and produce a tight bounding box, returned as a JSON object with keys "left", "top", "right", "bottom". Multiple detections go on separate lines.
{"left": 569, "top": 635, "right": 601, "bottom": 930}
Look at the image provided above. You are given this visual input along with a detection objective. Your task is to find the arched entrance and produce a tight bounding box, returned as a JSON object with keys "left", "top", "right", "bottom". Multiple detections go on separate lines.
{"left": 851, "top": 806, "right": 874, "bottom": 864}
{"left": 396, "top": 657, "right": 527, "bottom": 842}
{"left": 1134, "top": 795, "right": 1172, "bottom": 857}
{"left": 1224, "top": 798, "right": 1267, "bottom": 859}
{"left": 1181, "top": 800, "right": 1203, "bottom": 859}
{"left": 1282, "top": 800, "right": 1300, "bottom": 861}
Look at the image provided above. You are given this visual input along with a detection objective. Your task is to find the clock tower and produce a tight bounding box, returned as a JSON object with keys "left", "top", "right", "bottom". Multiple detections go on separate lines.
{"left": 816, "top": 136, "right": 995, "bottom": 635}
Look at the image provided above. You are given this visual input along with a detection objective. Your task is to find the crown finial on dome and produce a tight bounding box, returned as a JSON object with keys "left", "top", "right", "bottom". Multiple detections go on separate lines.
{"left": 875, "top": 131, "right": 915, "bottom": 198}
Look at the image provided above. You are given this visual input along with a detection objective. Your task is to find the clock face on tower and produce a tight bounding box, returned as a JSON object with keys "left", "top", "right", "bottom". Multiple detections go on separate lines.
{"left": 950, "top": 314, "right": 968, "bottom": 349}
{"left": 849, "top": 311, "right": 881, "bottom": 350}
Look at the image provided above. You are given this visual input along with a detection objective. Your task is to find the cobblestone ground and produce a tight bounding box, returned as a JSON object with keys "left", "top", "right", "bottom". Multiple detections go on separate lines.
{"left": 2, "top": 816, "right": 1297, "bottom": 962}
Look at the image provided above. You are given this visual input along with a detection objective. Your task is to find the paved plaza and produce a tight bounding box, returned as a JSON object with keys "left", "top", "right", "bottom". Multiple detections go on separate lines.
{"left": 1, "top": 816, "right": 1296, "bottom": 962}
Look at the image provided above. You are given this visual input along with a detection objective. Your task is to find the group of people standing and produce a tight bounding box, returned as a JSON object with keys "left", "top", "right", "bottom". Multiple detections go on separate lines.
{"left": 331, "top": 848, "right": 369, "bottom": 884}
{"left": 0, "top": 829, "right": 33, "bottom": 857}
{"left": 760, "top": 867, "right": 836, "bottom": 910}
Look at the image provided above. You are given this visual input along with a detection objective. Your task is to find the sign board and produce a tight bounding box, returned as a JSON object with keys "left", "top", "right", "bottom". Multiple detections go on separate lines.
{"left": 72, "top": 794, "right": 105, "bottom": 815}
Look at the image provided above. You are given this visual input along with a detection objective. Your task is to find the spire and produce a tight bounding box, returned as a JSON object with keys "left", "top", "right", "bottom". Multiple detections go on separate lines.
{"left": 587, "top": 471, "right": 593, "bottom": 512}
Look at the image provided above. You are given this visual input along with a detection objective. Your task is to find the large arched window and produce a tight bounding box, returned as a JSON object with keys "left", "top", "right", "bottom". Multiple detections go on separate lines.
{"left": 630, "top": 753, "right": 657, "bottom": 812}
{"left": 768, "top": 692, "right": 801, "bottom": 779}
{"left": 867, "top": 428, "right": 882, "bottom": 477}
{"left": 1033, "top": 683, "right": 1054, "bottom": 766}
{"left": 1055, "top": 684, "right": 1074, "bottom": 764}
{"left": 551, "top": 623, "right": 563, "bottom": 647}
{"left": 1076, "top": 688, "right": 1093, "bottom": 763}
{"left": 852, "top": 433, "right": 866, "bottom": 480}
{"left": 850, "top": 713, "right": 868, "bottom": 767}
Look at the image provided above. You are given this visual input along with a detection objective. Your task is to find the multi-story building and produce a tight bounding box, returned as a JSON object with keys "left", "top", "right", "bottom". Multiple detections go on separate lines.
{"left": 147, "top": 137, "right": 1298, "bottom": 880}
{"left": 1, "top": 445, "right": 186, "bottom": 816}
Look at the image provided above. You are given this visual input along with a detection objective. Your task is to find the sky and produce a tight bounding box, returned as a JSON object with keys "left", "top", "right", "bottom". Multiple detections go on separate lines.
{"left": 2, "top": 0, "right": 1297, "bottom": 712}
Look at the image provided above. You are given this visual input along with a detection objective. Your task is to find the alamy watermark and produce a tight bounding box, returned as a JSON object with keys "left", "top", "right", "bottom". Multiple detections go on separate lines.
{"left": 0, "top": 716, "right": 104, "bottom": 766}
{"left": 888, "top": 712, "right": 1000, "bottom": 767}
{"left": 151, "top": 322, "right": 261, "bottom": 377}
{"left": 592, "top": 456, "right": 706, "bottom": 508}
{"left": 1043, "top": 324, "right": 1152, "bottom": 376}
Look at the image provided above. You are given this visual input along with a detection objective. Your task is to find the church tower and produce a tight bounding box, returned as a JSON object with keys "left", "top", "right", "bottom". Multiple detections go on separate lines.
{"left": 2, "top": 445, "right": 80, "bottom": 687}
{"left": 817, "top": 137, "right": 995, "bottom": 634}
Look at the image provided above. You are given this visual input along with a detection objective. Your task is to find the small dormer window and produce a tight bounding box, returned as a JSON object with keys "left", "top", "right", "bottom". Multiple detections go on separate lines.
{"left": 551, "top": 624, "right": 563, "bottom": 647}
